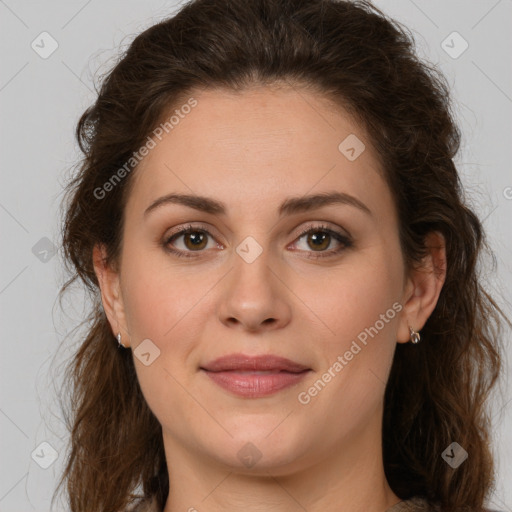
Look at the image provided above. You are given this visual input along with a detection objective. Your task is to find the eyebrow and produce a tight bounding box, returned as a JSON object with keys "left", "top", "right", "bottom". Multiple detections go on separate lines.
{"left": 143, "top": 191, "right": 372, "bottom": 218}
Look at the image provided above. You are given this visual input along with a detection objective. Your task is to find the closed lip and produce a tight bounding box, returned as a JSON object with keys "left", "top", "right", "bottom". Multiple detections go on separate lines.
{"left": 200, "top": 353, "right": 310, "bottom": 373}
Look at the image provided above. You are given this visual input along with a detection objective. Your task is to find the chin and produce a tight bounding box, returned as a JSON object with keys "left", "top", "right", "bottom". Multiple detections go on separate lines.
{"left": 197, "top": 420, "right": 311, "bottom": 473}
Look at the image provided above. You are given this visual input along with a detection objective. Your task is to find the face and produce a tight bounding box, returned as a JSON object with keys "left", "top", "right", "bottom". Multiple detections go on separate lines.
{"left": 97, "top": 85, "right": 421, "bottom": 476}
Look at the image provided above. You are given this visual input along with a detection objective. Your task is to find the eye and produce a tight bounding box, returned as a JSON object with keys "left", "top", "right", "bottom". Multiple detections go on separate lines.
{"left": 162, "top": 222, "right": 353, "bottom": 259}
{"left": 290, "top": 223, "right": 353, "bottom": 259}
{"left": 163, "top": 223, "right": 221, "bottom": 258}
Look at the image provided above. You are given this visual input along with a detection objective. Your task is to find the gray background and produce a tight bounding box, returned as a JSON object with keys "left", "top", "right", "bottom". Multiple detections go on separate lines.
{"left": 1, "top": 0, "right": 511, "bottom": 510}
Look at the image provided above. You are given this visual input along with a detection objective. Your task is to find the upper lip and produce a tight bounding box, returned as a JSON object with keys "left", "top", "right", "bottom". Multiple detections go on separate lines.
{"left": 201, "top": 354, "right": 310, "bottom": 373}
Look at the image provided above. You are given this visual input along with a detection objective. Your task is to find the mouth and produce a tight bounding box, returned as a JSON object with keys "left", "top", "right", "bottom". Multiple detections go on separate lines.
{"left": 200, "top": 353, "right": 311, "bottom": 398}
{"left": 201, "top": 353, "right": 310, "bottom": 373}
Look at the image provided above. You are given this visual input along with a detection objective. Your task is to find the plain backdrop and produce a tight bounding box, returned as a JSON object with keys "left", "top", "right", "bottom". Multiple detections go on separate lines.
{"left": 0, "top": 0, "right": 511, "bottom": 510}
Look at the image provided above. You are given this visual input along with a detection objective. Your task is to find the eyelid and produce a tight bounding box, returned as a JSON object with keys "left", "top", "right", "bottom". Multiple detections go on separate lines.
{"left": 291, "top": 220, "right": 352, "bottom": 240}
{"left": 288, "top": 222, "right": 353, "bottom": 257}
{"left": 164, "top": 220, "right": 350, "bottom": 241}
{"left": 163, "top": 221, "right": 353, "bottom": 258}
{"left": 164, "top": 222, "right": 222, "bottom": 242}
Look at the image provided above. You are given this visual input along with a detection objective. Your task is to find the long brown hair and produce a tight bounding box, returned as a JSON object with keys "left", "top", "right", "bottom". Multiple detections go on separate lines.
{"left": 54, "top": 0, "right": 510, "bottom": 510}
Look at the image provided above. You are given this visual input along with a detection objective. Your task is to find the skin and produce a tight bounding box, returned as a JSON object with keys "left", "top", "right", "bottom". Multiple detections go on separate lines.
{"left": 93, "top": 84, "right": 446, "bottom": 512}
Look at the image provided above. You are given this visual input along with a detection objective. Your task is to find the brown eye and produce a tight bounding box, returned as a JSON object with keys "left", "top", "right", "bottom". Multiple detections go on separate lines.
{"left": 292, "top": 224, "right": 353, "bottom": 259}
{"left": 163, "top": 223, "right": 352, "bottom": 260}
{"left": 305, "top": 231, "right": 331, "bottom": 251}
{"left": 180, "top": 230, "right": 208, "bottom": 251}
{"left": 163, "top": 224, "right": 218, "bottom": 258}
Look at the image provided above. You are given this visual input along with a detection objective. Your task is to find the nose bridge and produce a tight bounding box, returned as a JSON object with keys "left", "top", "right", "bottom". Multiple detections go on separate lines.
{"left": 230, "top": 233, "right": 277, "bottom": 302}
{"left": 217, "top": 232, "right": 292, "bottom": 331}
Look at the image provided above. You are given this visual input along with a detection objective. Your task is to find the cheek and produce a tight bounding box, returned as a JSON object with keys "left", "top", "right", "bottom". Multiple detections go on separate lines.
{"left": 120, "top": 245, "right": 204, "bottom": 341}
{"left": 122, "top": 274, "right": 170, "bottom": 342}
{"left": 119, "top": 256, "right": 208, "bottom": 425}
{"left": 304, "top": 249, "right": 403, "bottom": 391}
{"left": 300, "top": 251, "right": 402, "bottom": 339}
{"left": 295, "top": 270, "right": 401, "bottom": 436}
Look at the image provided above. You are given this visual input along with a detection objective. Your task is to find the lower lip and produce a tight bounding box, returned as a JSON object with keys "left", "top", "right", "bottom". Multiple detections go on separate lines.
{"left": 202, "top": 370, "right": 310, "bottom": 398}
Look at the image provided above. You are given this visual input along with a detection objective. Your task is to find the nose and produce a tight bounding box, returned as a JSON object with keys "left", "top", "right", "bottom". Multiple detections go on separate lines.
{"left": 217, "top": 248, "right": 292, "bottom": 333}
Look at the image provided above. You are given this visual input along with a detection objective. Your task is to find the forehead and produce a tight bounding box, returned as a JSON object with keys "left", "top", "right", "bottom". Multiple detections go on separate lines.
{"left": 125, "top": 86, "right": 393, "bottom": 222}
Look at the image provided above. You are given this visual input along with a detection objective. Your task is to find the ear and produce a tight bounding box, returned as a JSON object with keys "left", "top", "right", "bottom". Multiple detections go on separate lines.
{"left": 397, "top": 231, "right": 447, "bottom": 344}
{"left": 92, "top": 244, "right": 131, "bottom": 348}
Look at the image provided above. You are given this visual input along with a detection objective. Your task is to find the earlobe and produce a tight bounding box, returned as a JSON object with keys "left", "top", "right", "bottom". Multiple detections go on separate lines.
{"left": 397, "top": 231, "right": 447, "bottom": 344}
{"left": 92, "top": 244, "right": 130, "bottom": 348}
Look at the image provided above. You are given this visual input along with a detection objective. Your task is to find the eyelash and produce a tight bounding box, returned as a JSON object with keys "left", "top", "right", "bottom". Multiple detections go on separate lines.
{"left": 162, "top": 223, "right": 353, "bottom": 260}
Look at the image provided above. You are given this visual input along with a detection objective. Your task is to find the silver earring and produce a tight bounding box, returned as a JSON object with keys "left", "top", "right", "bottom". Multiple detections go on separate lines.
{"left": 117, "top": 332, "right": 126, "bottom": 349}
{"left": 409, "top": 326, "right": 421, "bottom": 344}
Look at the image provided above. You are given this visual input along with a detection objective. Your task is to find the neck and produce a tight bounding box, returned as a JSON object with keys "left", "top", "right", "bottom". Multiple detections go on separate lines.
{"left": 162, "top": 412, "right": 401, "bottom": 512}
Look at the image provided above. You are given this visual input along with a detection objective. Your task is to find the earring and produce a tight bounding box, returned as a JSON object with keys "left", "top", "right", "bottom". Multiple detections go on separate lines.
{"left": 409, "top": 326, "right": 421, "bottom": 344}
{"left": 116, "top": 332, "right": 126, "bottom": 349}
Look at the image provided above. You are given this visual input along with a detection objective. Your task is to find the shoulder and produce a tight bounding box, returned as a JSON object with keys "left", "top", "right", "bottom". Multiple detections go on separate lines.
{"left": 387, "top": 497, "right": 505, "bottom": 512}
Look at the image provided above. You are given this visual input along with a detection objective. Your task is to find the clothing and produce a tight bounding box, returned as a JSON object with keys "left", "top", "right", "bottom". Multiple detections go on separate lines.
{"left": 127, "top": 495, "right": 504, "bottom": 511}
{"left": 387, "top": 498, "right": 503, "bottom": 512}
{"left": 127, "top": 496, "right": 438, "bottom": 511}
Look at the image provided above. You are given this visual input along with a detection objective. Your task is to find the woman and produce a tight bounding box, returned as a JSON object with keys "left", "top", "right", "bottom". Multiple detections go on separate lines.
{"left": 54, "top": 0, "right": 509, "bottom": 511}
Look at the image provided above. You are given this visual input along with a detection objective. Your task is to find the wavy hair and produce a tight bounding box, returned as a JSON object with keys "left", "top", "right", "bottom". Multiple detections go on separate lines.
{"left": 54, "top": 0, "right": 509, "bottom": 511}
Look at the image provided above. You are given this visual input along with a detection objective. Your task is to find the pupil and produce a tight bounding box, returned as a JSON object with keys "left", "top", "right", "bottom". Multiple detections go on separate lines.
{"left": 310, "top": 232, "right": 328, "bottom": 250}
{"left": 188, "top": 232, "right": 205, "bottom": 248}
